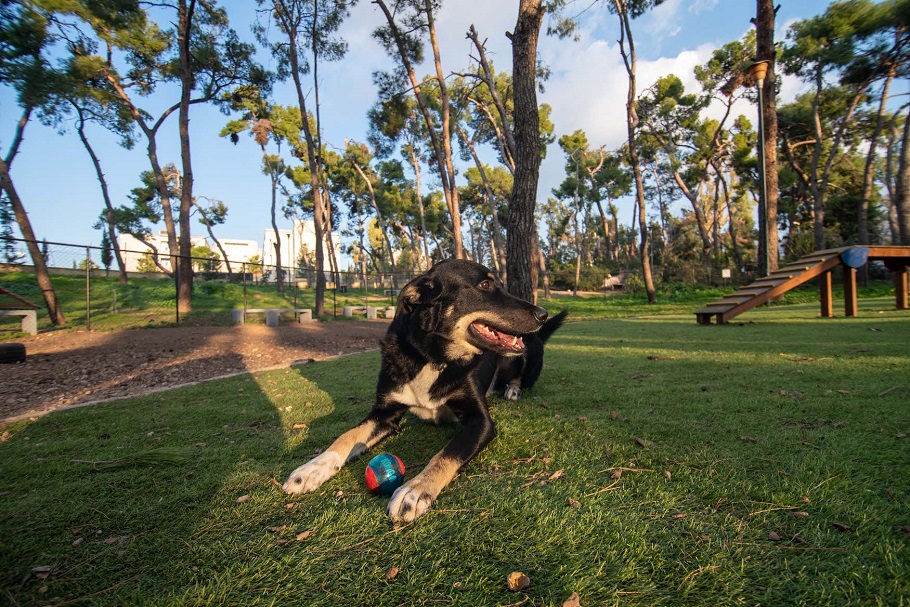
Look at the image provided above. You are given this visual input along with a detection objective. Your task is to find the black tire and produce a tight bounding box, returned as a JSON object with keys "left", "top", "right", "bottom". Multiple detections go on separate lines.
{"left": 0, "top": 342, "right": 26, "bottom": 364}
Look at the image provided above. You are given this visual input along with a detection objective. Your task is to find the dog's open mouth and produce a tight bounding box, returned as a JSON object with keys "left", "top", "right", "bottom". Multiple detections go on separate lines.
{"left": 470, "top": 322, "right": 525, "bottom": 353}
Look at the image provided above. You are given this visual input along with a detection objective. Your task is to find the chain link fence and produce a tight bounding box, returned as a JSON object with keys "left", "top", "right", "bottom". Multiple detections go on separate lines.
{"left": 0, "top": 237, "right": 429, "bottom": 330}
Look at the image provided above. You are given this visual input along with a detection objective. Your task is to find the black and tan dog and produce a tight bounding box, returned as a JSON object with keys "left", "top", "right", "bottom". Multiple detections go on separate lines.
{"left": 283, "top": 259, "right": 567, "bottom": 522}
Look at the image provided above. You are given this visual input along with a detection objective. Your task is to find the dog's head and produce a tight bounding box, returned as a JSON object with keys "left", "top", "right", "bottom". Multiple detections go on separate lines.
{"left": 396, "top": 259, "right": 548, "bottom": 361}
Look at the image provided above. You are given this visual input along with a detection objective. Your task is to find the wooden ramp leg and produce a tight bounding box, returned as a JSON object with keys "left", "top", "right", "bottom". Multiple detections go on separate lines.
{"left": 843, "top": 267, "right": 858, "bottom": 317}
{"left": 895, "top": 266, "right": 908, "bottom": 310}
{"left": 819, "top": 270, "right": 834, "bottom": 317}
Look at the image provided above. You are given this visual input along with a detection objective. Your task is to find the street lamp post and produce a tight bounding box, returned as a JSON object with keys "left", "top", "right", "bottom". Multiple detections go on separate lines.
{"left": 750, "top": 59, "right": 770, "bottom": 278}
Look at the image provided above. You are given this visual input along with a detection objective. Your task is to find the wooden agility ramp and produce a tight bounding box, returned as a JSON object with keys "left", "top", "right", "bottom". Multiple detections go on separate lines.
{"left": 695, "top": 246, "right": 910, "bottom": 325}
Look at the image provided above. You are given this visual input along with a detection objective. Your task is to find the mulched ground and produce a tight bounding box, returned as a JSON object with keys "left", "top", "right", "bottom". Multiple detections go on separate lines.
{"left": 0, "top": 320, "right": 389, "bottom": 423}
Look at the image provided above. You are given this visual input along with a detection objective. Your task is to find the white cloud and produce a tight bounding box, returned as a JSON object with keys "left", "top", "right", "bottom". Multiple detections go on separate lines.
{"left": 643, "top": 0, "right": 683, "bottom": 42}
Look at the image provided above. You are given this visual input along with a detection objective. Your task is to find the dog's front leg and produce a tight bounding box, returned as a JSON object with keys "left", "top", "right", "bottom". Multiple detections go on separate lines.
{"left": 284, "top": 407, "right": 403, "bottom": 495}
{"left": 387, "top": 400, "right": 495, "bottom": 523}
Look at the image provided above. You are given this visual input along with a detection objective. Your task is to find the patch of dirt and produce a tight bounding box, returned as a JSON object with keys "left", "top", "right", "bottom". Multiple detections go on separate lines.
{"left": 0, "top": 320, "right": 389, "bottom": 423}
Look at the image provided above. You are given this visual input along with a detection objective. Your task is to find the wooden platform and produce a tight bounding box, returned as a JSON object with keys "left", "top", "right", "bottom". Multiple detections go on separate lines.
{"left": 695, "top": 246, "right": 910, "bottom": 325}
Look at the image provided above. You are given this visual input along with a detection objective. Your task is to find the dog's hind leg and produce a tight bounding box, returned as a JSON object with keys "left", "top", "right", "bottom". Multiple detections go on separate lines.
{"left": 283, "top": 407, "right": 404, "bottom": 495}
{"left": 503, "top": 380, "right": 522, "bottom": 401}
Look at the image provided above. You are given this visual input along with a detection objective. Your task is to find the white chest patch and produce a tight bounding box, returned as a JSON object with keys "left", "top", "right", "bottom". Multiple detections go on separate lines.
{"left": 385, "top": 365, "right": 456, "bottom": 423}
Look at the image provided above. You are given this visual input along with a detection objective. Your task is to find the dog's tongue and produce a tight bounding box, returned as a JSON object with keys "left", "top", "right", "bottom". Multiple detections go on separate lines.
{"left": 473, "top": 322, "right": 524, "bottom": 351}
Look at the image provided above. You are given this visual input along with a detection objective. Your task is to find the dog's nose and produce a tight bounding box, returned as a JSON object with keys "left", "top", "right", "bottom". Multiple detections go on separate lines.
{"left": 533, "top": 307, "right": 548, "bottom": 324}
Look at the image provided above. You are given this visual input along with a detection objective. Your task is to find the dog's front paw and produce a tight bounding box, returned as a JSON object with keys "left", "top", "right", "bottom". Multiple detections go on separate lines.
{"left": 386, "top": 479, "right": 437, "bottom": 523}
{"left": 283, "top": 451, "right": 342, "bottom": 494}
{"left": 504, "top": 384, "right": 522, "bottom": 401}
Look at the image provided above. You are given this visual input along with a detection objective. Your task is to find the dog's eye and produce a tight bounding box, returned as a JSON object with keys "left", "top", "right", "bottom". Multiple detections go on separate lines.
{"left": 478, "top": 279, "right": 495, "bottom": 291}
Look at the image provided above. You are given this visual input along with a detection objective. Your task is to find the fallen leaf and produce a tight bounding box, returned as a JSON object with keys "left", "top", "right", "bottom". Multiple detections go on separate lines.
{"left": 384, "top": 566, "right": 400, "bottom": 580}
{"left": 837, "top": 390, "right": 850, "bottom": 395}
{"left": 610, "top": 469, "right": 622, "bottom": 480}
{"left": 788, "top": 511, "right": 809, "bottom": 519}
{"left": 739, "top": 435, "right": 758, "bottom": 443}
{"left": 295, "top": 530, "right": 312, "bottom": 541}
{"left": 266, "top": 525, "right": 287, "bottom": 533}
{"left": 104, "top": 535, "right": 129, "bottom": 545}
{"left": 507, "top": 572, "right": 531, "bottom": 592}
{"left": 31, "top": 566, "right": 53, "bottom": 580}
{"left": 562, "top": 591, "right": 581, "bottom": 607}
{"left": 548, "top": 469, "right": 565, "bottom": 481}
{"left": 663, "top": 470, "right": 672, "bottom": 481}
{"left": 568, "top": 497, "right": 580, "bottom": 507}
{"left": 610, "top": 411, "right": 619, "bottom": 420}
{"left": 292, "top": 423, "right": 307, "bottom": 430}
{"left": 633, "top": 436, "right": 650, "bottom": 448}
{"left": 832, "top": 522, "right": 853, "bottom": 532}
{"left": 768, "top": 531, "right": 781, "bottom": 541}
{"left": 236, "top": 494, "right": 251, "bottom": 503}
{"left": 897, "top": 433, "right": 908, "bottom": 439}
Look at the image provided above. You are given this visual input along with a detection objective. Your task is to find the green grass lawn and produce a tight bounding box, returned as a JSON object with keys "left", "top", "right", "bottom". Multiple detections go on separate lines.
{"left": 1, "top": 299, "right": 908, "bottom": 605}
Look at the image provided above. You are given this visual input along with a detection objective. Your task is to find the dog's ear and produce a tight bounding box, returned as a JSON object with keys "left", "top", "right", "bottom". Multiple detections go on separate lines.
{"left": 397, "top": 274, "right": 442, "bottom": 316}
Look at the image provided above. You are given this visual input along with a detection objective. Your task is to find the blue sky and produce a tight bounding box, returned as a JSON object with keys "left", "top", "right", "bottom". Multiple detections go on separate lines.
{"left": 0, "top": 0, "right": 836, "bottom": 262}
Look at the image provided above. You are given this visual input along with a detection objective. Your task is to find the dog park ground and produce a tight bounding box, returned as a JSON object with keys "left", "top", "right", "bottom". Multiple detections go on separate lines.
{"left": 0, "top": 321, "right": 389, "bottom": 422}
{"left": 1, "top": 297, "right": 907, "bottom": 606}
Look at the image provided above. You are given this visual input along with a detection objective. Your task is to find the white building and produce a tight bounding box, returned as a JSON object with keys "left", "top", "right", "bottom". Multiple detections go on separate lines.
{"left": 262, "top": 219, "right": 341, "bottom": 271}
{"left": 118, "top": 232, "right": 260, "bottom": 273}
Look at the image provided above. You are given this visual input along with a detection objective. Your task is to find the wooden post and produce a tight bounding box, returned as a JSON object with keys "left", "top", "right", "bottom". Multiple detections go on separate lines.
{"left": 895, "top": 265, "right": 908, "bottom": 310}
{"left": 819, "top": 270, "right": 834, "bottom": 317}
{"left": 843, "top": 266, "right": 858, "bottom": 317}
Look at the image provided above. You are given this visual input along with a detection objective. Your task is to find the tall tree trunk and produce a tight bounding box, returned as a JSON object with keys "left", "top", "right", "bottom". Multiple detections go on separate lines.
{"left": 614, "top": 0, "right": 656, "bottom": 302}
{"left": 269, "top": 165, "right": 283, "bottom": 291}
{"left": 1, "top": 164, "right": 65, "bottom": 326}
{"left": 593, "top": 199, "right": 613, "bottom": 264}
{"left": 177, "top": 0, "right": 196, "bottom": 315}
{"left": 459, "top": 128, "right": 506, "bottom": 277}
{"left": 425, "top": 0, "right": 463, "bottom": 258}
{"left": 73, "top": 105, "right": 128, "bottom": 284}
{"left": 276, "top": 4, "right": 327, "bottom": 317}
{"left": 884, "top": 112, "right": 901, "bottom": 244}
{"left": 407, "top": 146, "right": 431, "bottom": 270}
{"left": 374, "top": 0, "right": 464, "bottom": 259}
{"left": 859, "top": 66, "right": 894, "bottom": 246}
{"left": 506, "top": 0, "right": 545, "bottom": 303}
{"left": 756, "top": 0, "right": 779, "bottom": 271}
{"left": 103, "top": 63, "right": 178, "bottom": 280}
{"left": 350, "top": 159, "right": 398, "bottom": 284}
{"left": 192, "top": 199, "right": 232, "bottom": 275}
{"left": 1, "top": 108, "right": 65, "bottom": 325}
{"left": 895, "top": 105, "right": 910, "bottom": 245}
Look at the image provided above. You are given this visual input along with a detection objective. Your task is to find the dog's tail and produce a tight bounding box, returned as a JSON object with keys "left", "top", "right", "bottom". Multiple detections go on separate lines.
{"left": 537, "top": 309, "right": 568, "bottom": 343}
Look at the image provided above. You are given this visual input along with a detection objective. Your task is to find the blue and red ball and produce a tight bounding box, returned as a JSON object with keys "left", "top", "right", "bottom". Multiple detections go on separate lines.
{"left": 364, "top": 453, "right": 406, "bottom": 496}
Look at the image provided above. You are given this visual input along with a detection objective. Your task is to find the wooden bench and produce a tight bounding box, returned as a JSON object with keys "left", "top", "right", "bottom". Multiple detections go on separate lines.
{"left": 343, "top": 306, "right": 396, "bottom": 319}
{"left": 232, "top": 308, "right": 313, "bottom": 326}
{"left": 0, "top": 288, "right": 39, "bottom": 335}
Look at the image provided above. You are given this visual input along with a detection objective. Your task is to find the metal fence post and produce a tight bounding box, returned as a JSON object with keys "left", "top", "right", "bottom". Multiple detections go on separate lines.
{"left": 85, "top": 246, "right": 91, "bottom": 331}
